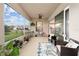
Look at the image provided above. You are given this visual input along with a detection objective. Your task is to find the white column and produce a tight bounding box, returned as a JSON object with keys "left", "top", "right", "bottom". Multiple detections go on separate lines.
{"left": 0, "top": 4, "right": 5, "bottom": 45}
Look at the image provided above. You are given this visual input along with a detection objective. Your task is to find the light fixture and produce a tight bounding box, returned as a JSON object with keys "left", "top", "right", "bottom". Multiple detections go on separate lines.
{"left": 38, "top": 14, "right": 42, "bottom": 19}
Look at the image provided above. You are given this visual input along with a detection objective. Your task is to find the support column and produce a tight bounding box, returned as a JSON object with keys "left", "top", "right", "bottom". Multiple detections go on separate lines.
{"left": 0, "top": 4, "right": 5, "bottom": 45}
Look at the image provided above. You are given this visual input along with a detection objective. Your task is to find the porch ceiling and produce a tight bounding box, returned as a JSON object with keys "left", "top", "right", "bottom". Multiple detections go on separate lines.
{"left": 19, "top": 3, "right": 60, "bottom": 20}
{"left": 9, "top": 3, "right": 60, "bottom": 21}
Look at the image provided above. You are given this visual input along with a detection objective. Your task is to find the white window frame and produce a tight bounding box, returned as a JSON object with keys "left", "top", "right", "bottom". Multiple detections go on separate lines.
{"left": 63, "top": 6, "right": 70, "bottom": 42}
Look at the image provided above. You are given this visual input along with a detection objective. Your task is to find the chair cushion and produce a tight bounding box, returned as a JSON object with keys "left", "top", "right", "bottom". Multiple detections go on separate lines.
{"left": 65, "top": 40, "right": 79, "bottom": 48}
{"left": 60, "top": 46, "right": 77, "bottom": 56}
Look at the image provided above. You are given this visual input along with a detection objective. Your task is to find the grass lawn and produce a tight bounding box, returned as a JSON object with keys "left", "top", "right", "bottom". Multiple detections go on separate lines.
{"left": 5, "top": 30, "right": 24, "bottom": 42}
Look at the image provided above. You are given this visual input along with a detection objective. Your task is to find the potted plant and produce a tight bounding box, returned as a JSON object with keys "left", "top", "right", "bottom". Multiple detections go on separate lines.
{"left": 31, "top": 22, "right": 35, "bottom": 26}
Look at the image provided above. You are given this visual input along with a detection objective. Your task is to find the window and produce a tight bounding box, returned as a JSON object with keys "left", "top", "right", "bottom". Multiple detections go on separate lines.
{"left": 55, "top": 11, "right": 64, "bottom": 41}
{"left": 55, "top": 11, "right": 64, "bottom": 36}
{"left": 4, "top": 4, "right": 30, "bottom": 42}
{"left": 54, "top": 7, "right": 69, "bottom": 41}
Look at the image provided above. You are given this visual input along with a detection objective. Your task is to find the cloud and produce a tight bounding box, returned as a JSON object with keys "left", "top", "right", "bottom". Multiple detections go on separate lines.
{"left": 4, "top": 4, "right": 30, "bottom": 26}
{"left": 4, "top": 4, "right": 16, "bottom": 16}
{"left": 4, "top": 16, "right": 26, "bottom": 26}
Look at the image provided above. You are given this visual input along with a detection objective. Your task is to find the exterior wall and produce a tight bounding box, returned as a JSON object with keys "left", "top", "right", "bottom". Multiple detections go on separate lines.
{"left": 43, "top": 20, "right": 48, "bottom": 36}
{"left": 48, "top": 3, "right": 79, "bottom": 42}
{"left": 0, "top": 4, "right": 5, "bottom": 45}
{"left": 69, "top": 4, "right": 79, "bottom": 41}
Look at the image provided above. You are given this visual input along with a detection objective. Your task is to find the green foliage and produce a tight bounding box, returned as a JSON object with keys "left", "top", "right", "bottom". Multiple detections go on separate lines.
{"left": 6, "top": 41, "right": 13, "bottom": 50}
{"left": 5, "top": 25, "right": 14, "bottom": 32}
{"left": 5, "top": 30, "right": 23, "bottom": 42}
{"left": 4, "top": 25, "right": 23, "bottom": 55}
{"left": 9, "top": 47, "right": 19, "bottom": 56}
{"left": 5, "top": 41, "right": 19, "bottom": 56}
{"left": 5, "top": 41, "right": 13, "bottom": 56}
{"left": 0, "top": 45, "right": 5, "bottom": 56}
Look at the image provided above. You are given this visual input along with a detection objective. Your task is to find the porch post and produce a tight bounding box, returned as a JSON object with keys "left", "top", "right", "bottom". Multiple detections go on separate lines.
{"left": 0, "top": 4, "right": 5, "bottom": 45}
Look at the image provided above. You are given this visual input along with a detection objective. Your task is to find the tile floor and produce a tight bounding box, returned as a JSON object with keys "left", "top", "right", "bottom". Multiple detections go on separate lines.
{"left": 20, "top": 37, "right": 48, "bottom": 56}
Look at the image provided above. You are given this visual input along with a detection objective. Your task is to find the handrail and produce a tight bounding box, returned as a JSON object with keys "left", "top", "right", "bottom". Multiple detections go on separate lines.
{"left": 3, "top": 35, "right": 25, "bottom": 47}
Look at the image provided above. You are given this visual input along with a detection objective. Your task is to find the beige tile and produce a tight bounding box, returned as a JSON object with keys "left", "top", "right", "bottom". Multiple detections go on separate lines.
{"left": 20, "top": 37, "right": 48, "bottom": 56}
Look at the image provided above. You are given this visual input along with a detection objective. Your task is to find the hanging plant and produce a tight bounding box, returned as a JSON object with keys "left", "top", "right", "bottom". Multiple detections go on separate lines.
{"left": 31, "top": 22, "right": 35, "bottom": 26}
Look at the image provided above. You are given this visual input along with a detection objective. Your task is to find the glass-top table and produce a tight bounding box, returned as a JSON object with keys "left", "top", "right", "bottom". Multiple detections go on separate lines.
{"left": 38, "top": 42, "right": 60, "bottom": 56}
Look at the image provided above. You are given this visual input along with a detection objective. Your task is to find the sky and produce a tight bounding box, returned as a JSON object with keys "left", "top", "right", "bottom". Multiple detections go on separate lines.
{"left": 4, "top": 4, "right": 30, "bottom": 26}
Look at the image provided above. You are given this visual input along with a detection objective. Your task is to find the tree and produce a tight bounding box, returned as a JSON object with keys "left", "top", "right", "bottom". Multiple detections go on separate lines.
{"left": 5, "top": 25, "right": 11, "bottom": 32}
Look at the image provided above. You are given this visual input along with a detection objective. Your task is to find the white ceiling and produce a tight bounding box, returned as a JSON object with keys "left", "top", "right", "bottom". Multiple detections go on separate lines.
{"left": 19, "top": 3, "right": 60, "bottom": 20}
